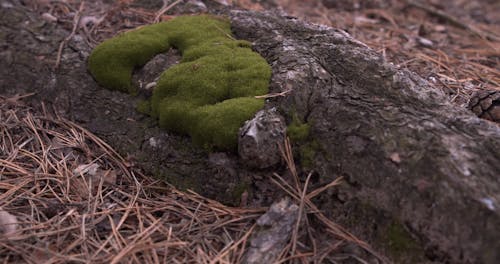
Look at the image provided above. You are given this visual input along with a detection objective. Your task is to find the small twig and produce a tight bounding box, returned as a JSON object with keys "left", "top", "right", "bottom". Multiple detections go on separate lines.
{"left": 254, "top": 89, "right": 292, "bottom": 99}
{"left": 290, "top": 171, "right": 313, "bottom": 257}
{"left": 154, "top": 0, "right": 184, "bottom": 23}
{"left": 4, "top": 92, "right": 36, "bottom": 104}
{"left": 54, "top": 1, "right": 85, "bottom": 70}
{"left": 278, "top": 137, "right": 299, "bottom": 191}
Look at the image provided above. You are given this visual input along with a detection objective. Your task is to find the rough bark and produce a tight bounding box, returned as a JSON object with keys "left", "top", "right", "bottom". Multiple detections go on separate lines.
{"left": 1, "top": 1, "right": 500, "bottom": 263}
{"left": 230, "top": 10, "right": 500, "bottom": 263}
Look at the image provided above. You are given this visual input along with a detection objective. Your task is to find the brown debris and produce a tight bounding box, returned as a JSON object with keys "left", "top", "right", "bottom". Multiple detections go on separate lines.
{"left": 0, "top": 208, "right": 18, "bottom": 236}
{"left": 0, "top": 95, "right": 379, "bottom": 262}
{"left": 0, "top": 95, "right": 263, "bottom": 263}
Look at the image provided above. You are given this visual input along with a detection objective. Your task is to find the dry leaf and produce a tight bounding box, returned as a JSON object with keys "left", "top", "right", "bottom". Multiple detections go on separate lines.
{"left": 0, "top": 208, "right": 18, "bottom": 236}
{"left": 41, "top": 13, "right": 58, "bottom": 23}
{"left": 389, "top": 152, "right": 401, "bottom": 163}
{"left": 73, "top": 163, "right": 100, "bottom": 176}
{"left": 212, "top": 0, "right": 232, "bottom": 6}
{"left": 103, "top": 169, "right": 118, "bottom": 185}
{"left": 354, "top": 16, "right": 379, "bottom": 25}
{"left": 417, "top": 37, "right": 434, "bottom": 48}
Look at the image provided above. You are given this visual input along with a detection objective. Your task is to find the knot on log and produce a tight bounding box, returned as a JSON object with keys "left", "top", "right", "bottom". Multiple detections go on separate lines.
{"left": 238, "top": 108, "right": 286, "bottom": 168}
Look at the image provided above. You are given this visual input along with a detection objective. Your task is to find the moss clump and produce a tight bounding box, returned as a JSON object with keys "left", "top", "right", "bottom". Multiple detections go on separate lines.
{"left": 286, "top": 113, "right": 319, "bottom": 167}
{"left": 88, "top": 15, "right": 271, "bottom": 150}
{"left": 88, "top": 23, "right": 171, "bottom": 93}
{"left": 136, "top": 99, "right": 151, "bottom": 114}
{"left": 287, "top": 114, "right": 310, "bottom": 142}
{"left": 383, "top": 222, "right": 423, "bottom": 261}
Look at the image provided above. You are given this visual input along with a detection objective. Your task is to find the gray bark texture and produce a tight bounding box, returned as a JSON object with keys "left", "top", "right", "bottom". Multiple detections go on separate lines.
{"left": 230, "top": 10, "right": 500, "bottom": 264}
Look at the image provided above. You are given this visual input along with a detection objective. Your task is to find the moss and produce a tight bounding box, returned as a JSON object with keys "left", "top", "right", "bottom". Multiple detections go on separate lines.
{"left": 383, "top": 221, "right": 423, "bottom": 262}
{"left": 299, "top": 140, "right": 320, "bottom": 168}
{"left": 346, "top": 201, "right": 426, "bottom": 262}
{"left": 88, "top": 22, "right": 171, "bottom": 93}
{"left": 286, "top": 112, "right": 318, "bottom": 167}
{"left": 287, "top": 114, "right": 310, "bottom": 142}
{"left": 340, "top": 202, "right": 426, "bottom": 262}
{"left": 136, "top": 99, "right": 151, "bottom": 114}
{"left": 88, "top": 15, "right": 271, "bottom": 151}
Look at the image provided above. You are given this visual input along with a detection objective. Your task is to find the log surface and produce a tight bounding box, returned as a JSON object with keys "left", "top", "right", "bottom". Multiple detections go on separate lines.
{"left": 230, "top": 10, "right": 500, "bottom": 263}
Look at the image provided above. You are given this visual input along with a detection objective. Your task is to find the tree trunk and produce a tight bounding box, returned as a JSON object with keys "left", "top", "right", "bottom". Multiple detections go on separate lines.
{"left": 231, "top": 10, "right": 500, "bottom": 263}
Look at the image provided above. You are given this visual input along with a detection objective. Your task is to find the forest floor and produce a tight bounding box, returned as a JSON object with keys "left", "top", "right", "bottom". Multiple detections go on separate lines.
{"left": 0, "top": 0, "right": 498, "bottom": 263}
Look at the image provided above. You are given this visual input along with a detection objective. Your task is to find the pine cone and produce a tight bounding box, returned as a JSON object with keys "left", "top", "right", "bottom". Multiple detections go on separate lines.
{"left": 468, "top": 90, "right": 500, "bottom": 123}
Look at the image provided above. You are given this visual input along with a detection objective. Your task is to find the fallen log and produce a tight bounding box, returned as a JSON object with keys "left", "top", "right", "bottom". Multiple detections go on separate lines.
{"left": 231, "top": 10, "right": 500, "bottom": 263}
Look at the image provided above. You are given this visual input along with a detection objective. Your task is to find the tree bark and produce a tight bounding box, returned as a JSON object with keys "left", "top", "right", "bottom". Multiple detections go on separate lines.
{"left": 230, "top": 10, "right": 500, "bottom": 263}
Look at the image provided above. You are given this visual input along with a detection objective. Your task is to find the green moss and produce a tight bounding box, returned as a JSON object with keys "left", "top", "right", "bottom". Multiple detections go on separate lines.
{"left": 287, "top": 114, "right": 310, "bottom": 142}
{"left": 156, "top": 170, "right": 200, "bottom": 192}
{"left": 383, "top": 222, "right": 423, "bottom": 261}
{"left": 341, "top": 202, "right": 426, "bottom": 262}
{"left": 88, "top": 15, "right": 271, "bottom": 151}
{"left": 88, "top": 22, "right": 171, "bottom": 93}
{"left": 136, "top": 99, "right": 151, "bottom": 114}
{"left": 286, "top": 112, "right": 318, "bottom": 167}
{"left": 299, "top": 140, "right": 320, "bottom": 168}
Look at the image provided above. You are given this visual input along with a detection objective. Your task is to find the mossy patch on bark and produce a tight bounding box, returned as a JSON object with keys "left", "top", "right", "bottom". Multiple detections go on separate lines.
{"left": 287, "top": 113, "right": 310, "bottom": 142}
{"left": 286, "top": 112, "right": 319, "bottom": 168}
{"left": 88, "top": 15, "right": 270, "bottom": 150}
{"left": 382, "top": 221, "right": 424, "bottom": 262}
